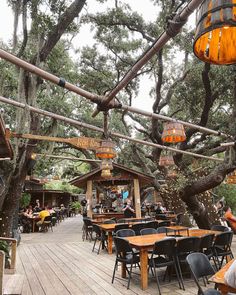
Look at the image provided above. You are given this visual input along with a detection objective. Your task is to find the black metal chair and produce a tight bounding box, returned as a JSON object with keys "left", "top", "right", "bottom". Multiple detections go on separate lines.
{"left": 82, "top": 217, "right": 93, "bottom": 241}
{"left": 42, "top": 215, "right": 53, "bottom": 232}
{"left": 149, "top": 237, "right": 182, "bottom": 295}
{"left": 131, "top": 223, "right": 146, "bottom": 235}
{"left": 112, "top": 237, "right": 140, "bottom": 289}
{"left": 156, "top": 214, "right": 168, "bottom": 220}
{"left": 114, "top": 224, "right": 129, "bottom": 235}
{"left": 140, "top": 228, "right": 157, "bottom": 235}
{"left": 158, "top": 221, "right": 171, "bottom": 227}
{"left": 145, "top": 221, "right": 159, "bottom": 229}
{"left": 186, "top": 253, "right": 221, "bottom": 295}
{"left": 116, "top": 229, "right": 135, "bottom": 238}
{"left": 92, "top": 224, "right": 107, "bottom": 254}
{"left": 156, "top": 227, "right": 168, "bottom": 234}
{"left": 175, "top": 236, "right": 201, "bottom": 290}
{"left": 117, "top": 218, "right": 126, "bottom": 223}
{"left": 175, "top": 213, "right": 184, "bottom": 225}
{"left": 212, "top": 231, "right": 234, "bottom": 269}
{"left": 211, "top": 225, "right": 230, "bottom": 232}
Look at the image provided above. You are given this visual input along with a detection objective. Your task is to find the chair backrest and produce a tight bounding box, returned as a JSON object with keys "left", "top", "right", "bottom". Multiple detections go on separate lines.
{"left": 176, "top": 237, "right": 200, "bottom": 254}
{"left": 186, "top": 253, "right": 216, "bottom": 294}
{"left": 158, "top": 221, "right": 171, "bottom": 227}
{"left": 43, "top": 215, "right": 52, "bottom": 222}
{"left": 214, "top": 231, "right": 233, "bottom": 248}
{"left": 140, "top": 228, "right": 157, "bottom": 235}
{"left": 145, "top": 221, "right": 159, "bottom": 229}
{"left": 211, "top": 225, "right": 230, "bottom": 232}
{"left": 199, "top": 234, "right": 215, "bottom": 251}
{"left": 131, "top": 223, "right": 146, "bottom": 235}
{"left": 156, "top": 227, "right": 167, "bottom": 234}
{"left": 114, "top": 224, "right": 129, "bottom": 233}
{"left": 92, "top": 224, "right": 101, "bottom": 236}
{"left": 83, "top": 218, "right": 93, "bottom": 227}
{"left": 116, "top": 229, "right": 135, "bottom": 237}
{"left": 103, "top": 219, "right": 116, "bottom": 224}
{"left": 114, "top": 237, "right": 133, "bottom": 256}
{"left": 152, "top": 238, "right": 176, "bottom": 256}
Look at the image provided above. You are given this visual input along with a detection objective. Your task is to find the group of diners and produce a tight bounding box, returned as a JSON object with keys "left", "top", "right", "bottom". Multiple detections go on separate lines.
{"left": 19, "top": 202, "right": 75, "bottom": 233}
{"left": 83, "top": 215, "right": 235, "bottom": 293}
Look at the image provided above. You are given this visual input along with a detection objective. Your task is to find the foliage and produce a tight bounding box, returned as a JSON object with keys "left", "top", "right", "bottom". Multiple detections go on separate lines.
{"left": 213, "top": 184, "right": 236, "bottom": 213}
{"left": 44, "top": 180, "right": 82, "bottom": 194}
{"left": 71, "top": 201, "right": 81, "bottom": 210}
{"left": 20, "top": 193, "right": 31, "bottom": 208}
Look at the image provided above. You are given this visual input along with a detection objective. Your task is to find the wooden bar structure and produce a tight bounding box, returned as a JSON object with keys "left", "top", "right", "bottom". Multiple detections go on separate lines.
{"left": 70, "top": 163, "right": 155, "bottom": 218}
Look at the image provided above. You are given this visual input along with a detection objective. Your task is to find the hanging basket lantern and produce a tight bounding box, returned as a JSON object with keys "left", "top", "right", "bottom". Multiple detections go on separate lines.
{"left": 96, "top": 140, "right": 116, "bottom": 159}
{"left": 159, "top": 154, "right": 175, "bottom": 166}
{"left": 193, "top": 0, "right": 236, "bottom": 65}
{"left": 161, "top": 122, "right": 186, "bottom": 143}
{"left": 101, "top": 169, "right": 112, "bottom": 178}
{"left": 100, "top": 159, "right": 113, "bottom": 171}
{"left": 226, "top": 170, "right": 236, "bottom": 184}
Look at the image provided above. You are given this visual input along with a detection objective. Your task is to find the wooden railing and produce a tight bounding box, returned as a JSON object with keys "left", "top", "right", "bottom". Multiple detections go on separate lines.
{"left": 0, "top": 238, "right": 17, "bottom": 274}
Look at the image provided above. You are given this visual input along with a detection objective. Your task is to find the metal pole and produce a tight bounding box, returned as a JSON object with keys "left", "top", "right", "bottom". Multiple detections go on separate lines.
{"left": 0, "top": 49, "right": 121, "bottom": 109}
{"left": 35, "top": 153, "right": 101, "bottom": 162}
{"left": 91, "top": 0, "right": 204, "bottom": 116}
{"left": 121, "top": 105, "right": 233, "bottom": 139}
{"left": 0, "top": 95, "right": 223, "bottom": 162}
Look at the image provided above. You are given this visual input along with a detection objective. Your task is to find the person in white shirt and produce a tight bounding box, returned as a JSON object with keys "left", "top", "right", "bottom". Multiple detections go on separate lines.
{"left": 224, "top": 260, "right": 236, "bottom": 288}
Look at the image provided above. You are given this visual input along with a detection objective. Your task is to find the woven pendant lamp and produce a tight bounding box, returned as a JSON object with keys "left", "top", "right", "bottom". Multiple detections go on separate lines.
{"left": 193, "top": 0, "right": 236, "bottom": 65}
{"left": 96, "top": 140, "right": 116, "bottom": 159}
{"left": 161, "top": 122, "right": 186, "bottom": 143}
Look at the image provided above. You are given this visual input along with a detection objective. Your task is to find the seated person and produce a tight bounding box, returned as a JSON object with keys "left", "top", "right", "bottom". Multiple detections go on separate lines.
{"left": 155, "top": 202, "right": 165, "bottom": 215}
{"left": 122, "top": 200, "right": 135, "bottom": 218}
{"left": 224, "top": 259, "right": 236, "bottom": 288}
{"left": 36, "top": 206, "right": 50, "bottom": 230}
{"left": 223, "top": 206, "right": 236, "bottom": 233}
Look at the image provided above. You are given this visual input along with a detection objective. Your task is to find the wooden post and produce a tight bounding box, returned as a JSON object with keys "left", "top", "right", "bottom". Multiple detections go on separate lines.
{"left": 10, "top": 240, "right": 17, "bottom": 273}
{"left": 86, "top": 180, "right": 93, "bottom": 218}
{"left": 0, "top": 250, "right": 4, "bottom": 295}
{"left": 133, "top": 179, "right": 141, "bottom": 218}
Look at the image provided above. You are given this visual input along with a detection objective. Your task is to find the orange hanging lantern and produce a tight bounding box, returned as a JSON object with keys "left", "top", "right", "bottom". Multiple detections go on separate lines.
{"left": 96, "top": 140, "right": 116, "bottom": 159}
{"left": 161, "top": 122, "right": 186, "bottom": 143}
{"left": 159, "top": 154, "right": 175, "bottom": 166}
{"left": 226, "top": 170, "right": 236, "bottom": 184}
{"left": 193, "top": 0, "right": 236, "bottom": 65}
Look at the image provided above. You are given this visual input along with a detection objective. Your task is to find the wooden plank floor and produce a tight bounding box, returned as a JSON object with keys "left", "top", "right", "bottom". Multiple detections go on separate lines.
{"left": 14, "top": 215, "right": 236, "bottom": 295}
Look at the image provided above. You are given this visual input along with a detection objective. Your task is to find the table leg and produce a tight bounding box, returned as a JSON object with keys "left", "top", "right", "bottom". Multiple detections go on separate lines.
{"left": 32, "top": 219, "right": 35, "bottom": 233}
{"left": 107, "top": 232, "right": 113, "bottom": 254}
{"left": 140, "top": 248, "right": 148, "bottom": 290}
{"left": 121, "top": 260, "right": 126, "bottom": 278}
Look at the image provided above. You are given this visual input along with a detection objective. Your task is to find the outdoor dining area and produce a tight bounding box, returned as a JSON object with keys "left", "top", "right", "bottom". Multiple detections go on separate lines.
{"left": 1, "top": 0, "right": 236, "bottom": 294}
{"left": 82, "top": 214, "right": 236, "bottom": 294}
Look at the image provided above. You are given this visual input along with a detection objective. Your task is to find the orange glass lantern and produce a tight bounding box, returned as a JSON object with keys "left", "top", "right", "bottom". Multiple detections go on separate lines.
{"left": 161, "top": 122, "right": 186, "bottom": 143}
{"left": 226, "top": 170, "right": 236, "bottom": 184}
{"left": 159, "top": 154, "right": 175, "bottom": 166}
{"left": 96, "top": 140, "right": 116, "bottom": 159}
{"left": 193, "top": 0, "right": 236, "bottom": 65}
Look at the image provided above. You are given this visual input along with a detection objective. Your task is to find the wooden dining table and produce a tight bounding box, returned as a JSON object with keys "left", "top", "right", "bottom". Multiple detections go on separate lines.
{"left": 210, "top": 259, "right": 236, "bottom": 295}
{"left": 98, "top": 220, "right": 166, "bottom": 254}
{"left": 125, "top": 229, "right": 221, "bottom": 290}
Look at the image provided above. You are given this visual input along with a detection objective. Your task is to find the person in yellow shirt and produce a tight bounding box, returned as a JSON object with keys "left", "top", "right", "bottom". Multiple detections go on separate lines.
{"left": 36, "top": 207, "right": 50, "bottom": 231}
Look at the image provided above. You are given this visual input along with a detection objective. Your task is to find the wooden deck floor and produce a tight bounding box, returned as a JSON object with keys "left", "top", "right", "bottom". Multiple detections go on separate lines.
{"left": 15, "top": 215, "right": 236, "bottom": 295}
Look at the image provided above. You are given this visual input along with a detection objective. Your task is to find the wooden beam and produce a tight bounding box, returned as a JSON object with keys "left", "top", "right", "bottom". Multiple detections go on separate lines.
{"left": 133, "top": 179, "right": 141, "bottom": 218}
{"left": 86, "top": 180, "right": 93, "bottom": 218}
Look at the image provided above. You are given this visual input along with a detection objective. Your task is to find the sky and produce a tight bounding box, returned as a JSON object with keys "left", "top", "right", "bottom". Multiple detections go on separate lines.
{"left": 0, "top": 0, "right": 195, "bottom": 112}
